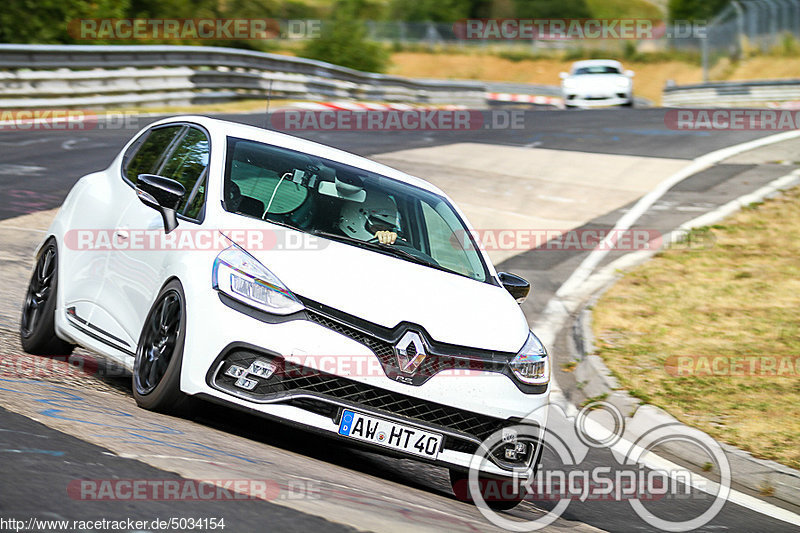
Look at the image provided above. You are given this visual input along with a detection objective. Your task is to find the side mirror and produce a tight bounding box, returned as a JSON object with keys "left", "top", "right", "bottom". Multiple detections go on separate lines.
{"left": 559, "top": 72, "right": 568, "bottom": 80}
{"left": 625, "top": 69, "right": 635, "bottom": 77}
{"left": 136, "top": 174, "right": 185, "bottom": 234}
{"left": 498, "top": 272, "right": 530, "bottom": 303}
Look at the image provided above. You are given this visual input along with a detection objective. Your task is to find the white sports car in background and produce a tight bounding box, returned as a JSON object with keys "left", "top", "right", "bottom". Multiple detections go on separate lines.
{"left": 20, "top": 116, "right": 550, "bottom": 508}
{"left": 560, "top": 59, "right": 634, "bottom": 108}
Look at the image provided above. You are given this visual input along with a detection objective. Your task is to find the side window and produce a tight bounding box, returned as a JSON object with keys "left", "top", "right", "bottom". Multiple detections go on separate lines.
{"left": 124, "top": 126, "right": 183, "bottom": 183}
{"left": 160, "top": 127, "right": 210, "bottom": 219}
{"left": 228, "top": 141, "right": 308, "bottom": 216}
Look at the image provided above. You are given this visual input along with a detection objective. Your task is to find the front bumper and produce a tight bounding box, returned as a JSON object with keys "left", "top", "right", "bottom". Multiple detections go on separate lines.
{"left": 179, "top": 287, "right": 549, "bottom": 475}
{"left": 563, "top": 92, "right": 632, "bottom": 107}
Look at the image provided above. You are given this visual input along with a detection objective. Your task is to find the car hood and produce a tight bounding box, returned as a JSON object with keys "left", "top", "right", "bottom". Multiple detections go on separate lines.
{"left": 219, "top": 223, "right": 529, "bottom": 353}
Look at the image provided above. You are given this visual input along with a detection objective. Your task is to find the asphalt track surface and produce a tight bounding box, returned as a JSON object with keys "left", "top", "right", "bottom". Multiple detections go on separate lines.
{"left": 0, "top": 107, "right": 798, "bottom": 532}
{"left": 0, "top": 108, "right": 774, "bottom": 222}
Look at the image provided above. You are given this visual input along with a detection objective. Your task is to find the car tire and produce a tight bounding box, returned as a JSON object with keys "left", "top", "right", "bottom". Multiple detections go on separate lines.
{"left": 133, "top": 279, "right": 192, "bottom": 414}
{"left": 20, "top": 238, "right": 75, "bottom": 356}
{"left": 449, "top": 469, "right": 527, "bottom": 511}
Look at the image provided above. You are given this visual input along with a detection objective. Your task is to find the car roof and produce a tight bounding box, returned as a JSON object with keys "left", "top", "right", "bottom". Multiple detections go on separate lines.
{"left": 571, "top": 59, "right": 624, "bottom": 70}
{"left": 147, "top": 115, "right": 448, "bottom": 197}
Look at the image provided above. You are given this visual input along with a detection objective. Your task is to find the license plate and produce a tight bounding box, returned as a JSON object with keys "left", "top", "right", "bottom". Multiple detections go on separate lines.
{"left": 338, "top": 409, "right": 442, "bottom": 459}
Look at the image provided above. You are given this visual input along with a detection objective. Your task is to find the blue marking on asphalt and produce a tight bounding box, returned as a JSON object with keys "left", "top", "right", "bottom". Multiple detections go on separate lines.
{"left": 0, "top": 379, "right": 263, "bottom": 464}
{"left": 0, "top": 448, "right": 65, "bottom": 456}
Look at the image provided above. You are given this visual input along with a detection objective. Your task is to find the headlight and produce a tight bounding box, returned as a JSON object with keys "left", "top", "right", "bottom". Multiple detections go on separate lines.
{"left": 615, "top": 77, "right": 631, "bottom": 88}
{"left": 212, "top": 241, "right": 303, "bottom": 315}
{"left": 562, "top": 78, "right": 577, "bottom": 90}
{"left": 509, "top": 332, "right": 550, "bottom": 385}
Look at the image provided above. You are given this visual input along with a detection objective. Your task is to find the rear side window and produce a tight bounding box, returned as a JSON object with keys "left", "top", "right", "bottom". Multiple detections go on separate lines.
{"left": 124, "top": 126, "right": 183, "bottom": 183}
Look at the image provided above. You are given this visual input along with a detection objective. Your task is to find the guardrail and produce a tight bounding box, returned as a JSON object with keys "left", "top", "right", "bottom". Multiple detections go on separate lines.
{"left": 484, "top": 81, "right": 652, "bottom": 108}
{"left": 0, "top": 44, "right": 488, "bottom": 109}
{"left": 663, "top": 79, "right": 800, "bottom": 108}
{"left": 484, "top": 82, "right": 564, "bottom": 107}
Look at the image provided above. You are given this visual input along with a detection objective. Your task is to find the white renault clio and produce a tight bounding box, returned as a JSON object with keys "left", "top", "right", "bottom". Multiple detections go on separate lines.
{"left": 20, "top": 116, "right": 549, "bottom": 507}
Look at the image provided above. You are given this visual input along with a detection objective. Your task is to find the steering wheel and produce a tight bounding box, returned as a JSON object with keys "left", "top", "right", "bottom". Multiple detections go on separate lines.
{"left": 224, "top": 181, "right": 242, "bottom": 212}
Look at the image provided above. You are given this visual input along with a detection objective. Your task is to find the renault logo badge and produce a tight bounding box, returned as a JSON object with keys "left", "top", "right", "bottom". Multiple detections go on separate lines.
{"left": 395, "top": 331, "right": 427, "bottom": 374}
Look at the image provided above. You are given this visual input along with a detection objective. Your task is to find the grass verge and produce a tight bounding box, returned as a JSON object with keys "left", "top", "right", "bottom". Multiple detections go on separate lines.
{"left": 591, "top": 186, "right": 800, "bottom": 469}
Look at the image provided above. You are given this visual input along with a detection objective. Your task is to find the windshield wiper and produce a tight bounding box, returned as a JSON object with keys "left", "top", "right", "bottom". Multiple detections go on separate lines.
{"left": 374, "top": 244, "right": 440, "bottom": 269}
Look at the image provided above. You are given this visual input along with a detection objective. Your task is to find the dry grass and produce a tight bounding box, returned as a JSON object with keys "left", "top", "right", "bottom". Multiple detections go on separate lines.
{"left": 592, "top": 187, "right": 800, "bottom": 469}
{"left": 387, "top": 51, "right": 703, "bottom": 104}
{"left": 585, "top": 0, "right": 663, "bottom": 19}
{"left": 727, "top": 56, "right": 800, "bottom": 81}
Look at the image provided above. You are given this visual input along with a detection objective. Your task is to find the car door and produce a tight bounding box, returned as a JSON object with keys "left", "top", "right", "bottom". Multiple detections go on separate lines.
{"left": 60, "top": 124, "right": 184, "bottom": 357}
{"left": 102, "top": 124, "right": 210, "bottom": 347}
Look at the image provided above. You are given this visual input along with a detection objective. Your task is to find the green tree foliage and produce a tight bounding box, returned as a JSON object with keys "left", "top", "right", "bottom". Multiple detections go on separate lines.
{"left": 668, "top": 0, "right": 730, "bottom": 22}
{"left": 388, "top": 0, "right": 471, "bottom": 22}
{"left": 221, "top": 0, "right": 323, "bottom": 19}
{"left": 0, "top": 0, "right": 129, "bottom": 43}
{"left": 301, "top": 0, "right": 389, "bottom": 72}
{"left": 513, "top": 0, "right": 591, "bottom": 19}
{"left": 127, "top": 0, "right": 217, "bottom": 18}
{"left": 388, "top": 0, "right": 509, "bottom": 20}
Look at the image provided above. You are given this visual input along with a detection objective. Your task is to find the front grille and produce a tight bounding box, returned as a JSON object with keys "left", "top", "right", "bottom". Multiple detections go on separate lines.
{"left": 306, "top": 311, "right": 396, "bottom": 364}
{"left": 215, "top": 349, "right": 506, "bottom": 442}
{"left": 305, "top": 309, "right": 508, "bottom": 384}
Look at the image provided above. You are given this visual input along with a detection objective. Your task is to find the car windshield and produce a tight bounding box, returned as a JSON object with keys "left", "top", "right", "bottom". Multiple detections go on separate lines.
{"left": 573, "top": 66, "right": 621, "bottom": 75}
{"left": 222, "top": 136, "right": 489, "bottom": 282}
